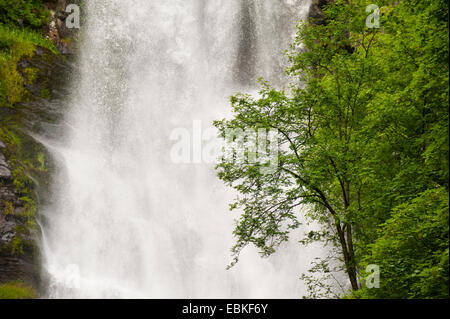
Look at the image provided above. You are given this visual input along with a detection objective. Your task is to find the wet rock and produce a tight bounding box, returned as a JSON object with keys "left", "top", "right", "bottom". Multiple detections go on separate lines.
{"left": 45, "top": 0, "right": 82, "bottom": 56}
{"left": 0, "top": 216, "right": 15, "bottom": 245}
{"left": 0, "top": 167, "right": 39, "bottom": 288}
{"left": 0, "top": 151, "right": 12, "bottom": 180}
{"left": 0, "top": 166, "right": 12, "bottom": 180}
{"left": 0, "top": 256, "right": 36, "bottom": 287}
{"left": 0, "top": 152, "right": 8, "bottom": 167}
{"left": 0, "top": 1, "right": 79, "bottom": 290}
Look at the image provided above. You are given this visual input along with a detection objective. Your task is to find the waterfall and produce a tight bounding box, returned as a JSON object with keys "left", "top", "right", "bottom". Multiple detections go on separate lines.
{"left": 41, "top": 0, "right": 320, "bottom": 298}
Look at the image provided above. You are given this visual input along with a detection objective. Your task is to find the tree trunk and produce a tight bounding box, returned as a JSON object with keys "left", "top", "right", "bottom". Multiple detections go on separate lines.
{"left": 335, "top": 222, "right": 359, "bottom": 291}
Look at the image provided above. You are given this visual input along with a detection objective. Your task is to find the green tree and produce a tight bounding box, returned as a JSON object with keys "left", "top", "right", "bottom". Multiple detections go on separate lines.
{"left": 214, "top": 0, "right": 448, "bottom": 298}
{"left": 355, "top": 188, "right": 449, "bottom": 298}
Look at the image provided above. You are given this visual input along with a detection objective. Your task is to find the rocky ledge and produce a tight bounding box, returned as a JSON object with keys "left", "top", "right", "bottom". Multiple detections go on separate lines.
{"left": 0, "top": 0, "right": 79, "bottom": 293}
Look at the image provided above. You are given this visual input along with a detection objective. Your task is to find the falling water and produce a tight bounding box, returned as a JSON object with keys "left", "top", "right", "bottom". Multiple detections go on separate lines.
{"left": 41, "top": 0, "right": 320, "bottom": 298}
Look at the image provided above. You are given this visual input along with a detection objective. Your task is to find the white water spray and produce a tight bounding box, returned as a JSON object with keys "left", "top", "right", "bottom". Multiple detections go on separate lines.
{"left": 41, "top": 0, "right": 322, "bottom": 298}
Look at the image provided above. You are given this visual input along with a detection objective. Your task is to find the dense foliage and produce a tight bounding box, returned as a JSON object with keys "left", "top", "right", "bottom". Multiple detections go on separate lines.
{"left": 214, "top": 0, "right": 448, "bottom": 298}
{"left": 0, "top": 0, "right": 50, "bottom": 29}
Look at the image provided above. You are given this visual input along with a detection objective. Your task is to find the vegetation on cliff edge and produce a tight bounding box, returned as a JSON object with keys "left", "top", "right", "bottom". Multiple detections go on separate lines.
{"left": 0, "top": 0, "right": 55, "bottom": 290}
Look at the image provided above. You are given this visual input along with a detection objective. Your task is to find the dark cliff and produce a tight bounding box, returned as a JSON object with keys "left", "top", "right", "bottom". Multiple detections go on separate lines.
{"left": 0, "top": 0, "right": 79, "bottom": 297}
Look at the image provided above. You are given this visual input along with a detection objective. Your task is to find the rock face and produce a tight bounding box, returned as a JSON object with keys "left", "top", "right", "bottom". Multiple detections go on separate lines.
{"left": 0, "top": 150, "right": 12, "bottom": 180}
{"left": 0, "top": 137, "right": 40, "bottom": 286}
{"left": 0, "top": 153, "right": 38, "bottom": 286}
{"left": 45, "top": 0, "right": 81, "bottom": 55}
{"left": 0, "top": 0, "right": 79, "bottom": 292}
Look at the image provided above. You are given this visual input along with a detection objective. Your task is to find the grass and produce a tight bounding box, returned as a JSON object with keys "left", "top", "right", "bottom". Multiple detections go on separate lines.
{"left": 0, "top": 282, "right": 36, "bottom": 299}
{"left": 0, "top": 23, "right": 56, "bottom": 58}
